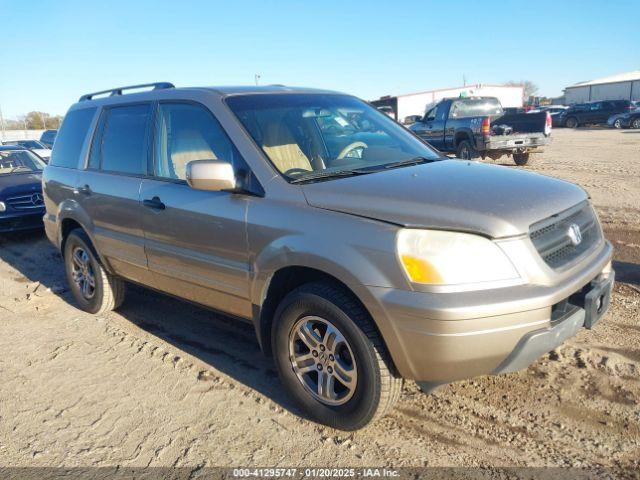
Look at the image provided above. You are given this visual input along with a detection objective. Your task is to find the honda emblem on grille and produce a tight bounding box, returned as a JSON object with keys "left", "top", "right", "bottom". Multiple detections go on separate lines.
{"left": 567, "top": 223, "right": 582, "bottom": 246}
{"left": 31, "top": 193, "right": 44, "bottom": 206}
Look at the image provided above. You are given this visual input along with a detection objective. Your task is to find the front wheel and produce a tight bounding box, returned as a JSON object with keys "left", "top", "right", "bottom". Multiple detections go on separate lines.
{"left": 456, "top": 139, "right": 479, "bottom": 160}
{"left": 632, "top": 118, "right": 640, "bottom": 129}
{"left": 64, "top": 229, "right": 125, "bottom": 314}
{"left": 272, "top": 282, "right": 402, "bottom": 430}
{"left": 613, "top": 118, "right": 623, "bottom": 129}
{"left": 513, "top": 152, "right": 530, "bottom": 166}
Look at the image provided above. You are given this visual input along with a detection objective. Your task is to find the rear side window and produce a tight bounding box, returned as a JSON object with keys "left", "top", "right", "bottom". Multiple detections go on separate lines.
{"left": 49, "top": 108, "right": 96, "bottom": 168}
{"left": 95, "top": 104, "right": 151, "bottom": 175}
{"left": 449, "top": 98, "right": 503, "bottom": 118}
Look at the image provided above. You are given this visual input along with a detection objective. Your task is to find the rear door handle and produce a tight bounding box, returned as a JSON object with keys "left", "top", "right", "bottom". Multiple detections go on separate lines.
{"left": 143, "top": 196, "right": 166, "bottom": 210}
{"left": 75, "top": 184, "right": 92, "bottom": 195}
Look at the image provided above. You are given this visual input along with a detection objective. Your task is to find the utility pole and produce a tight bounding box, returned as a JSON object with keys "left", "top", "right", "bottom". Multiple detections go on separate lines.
{"left": 40, "top": 112, "right": 47, "bottom": 130}
{"left": 255, "top": 74, "right": 261, "bottom": 86}
{"left": 463, "top": 74, "right": 467, "bottom": 86}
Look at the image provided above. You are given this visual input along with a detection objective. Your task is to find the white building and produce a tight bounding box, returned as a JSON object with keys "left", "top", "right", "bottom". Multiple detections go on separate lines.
{"left": 371, "top": 84, "right": 524, "bottom": 123}
{"left": 564, "top": 70, "right": 640, "bottom": 105}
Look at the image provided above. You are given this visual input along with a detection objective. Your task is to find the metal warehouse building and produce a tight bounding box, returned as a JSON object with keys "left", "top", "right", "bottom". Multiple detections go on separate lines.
{"left": 370, "top": 84, "right": 524, "bottom": 123}
{"left": 564, "top": 70, "right": 640, "bottom": 105}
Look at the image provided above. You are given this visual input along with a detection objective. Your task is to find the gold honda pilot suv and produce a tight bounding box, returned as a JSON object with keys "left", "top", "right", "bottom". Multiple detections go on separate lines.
{"left": 43, "top": 83, "right": 614, "bottom": 430}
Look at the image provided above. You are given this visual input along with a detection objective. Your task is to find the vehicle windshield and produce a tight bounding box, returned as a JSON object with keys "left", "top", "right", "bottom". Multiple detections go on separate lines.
{"left": 0, "top": 150, "right": 46, "bottom": 175}
{"left": 226, "top": 94, "right": 441, "bottom": 182}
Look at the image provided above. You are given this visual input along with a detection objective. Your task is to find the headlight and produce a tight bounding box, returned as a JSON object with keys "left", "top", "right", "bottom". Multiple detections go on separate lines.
{"left": 397, "top": 229, "right": 519, "bottom": 286}
{"left": 0, "top": 201, "right": 6, "bottom": 212}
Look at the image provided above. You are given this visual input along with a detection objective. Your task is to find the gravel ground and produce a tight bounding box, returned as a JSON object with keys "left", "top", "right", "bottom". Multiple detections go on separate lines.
{"left": 0, "top": 128, "right": 638, "bottom": 475}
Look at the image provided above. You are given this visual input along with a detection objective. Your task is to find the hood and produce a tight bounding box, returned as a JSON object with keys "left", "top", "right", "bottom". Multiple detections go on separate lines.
{"left": 0, "top": 172, "right": 43, "bottom": 198}
{"left": 301, "top": 160, "right": 587, "bottom": 238}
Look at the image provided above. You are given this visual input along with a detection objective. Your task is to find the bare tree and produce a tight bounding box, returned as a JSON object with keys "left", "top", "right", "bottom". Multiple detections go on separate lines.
{"left": 505, "top": 80, "right": 539, "bottom": 99}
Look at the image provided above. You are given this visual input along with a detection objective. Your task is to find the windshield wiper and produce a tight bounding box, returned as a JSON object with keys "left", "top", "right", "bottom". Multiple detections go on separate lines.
{"left": 290, "top": 169, "right": 371, "bottom": 184}
{"left": 379, "top": 156, "right": 437, "bottom": 170}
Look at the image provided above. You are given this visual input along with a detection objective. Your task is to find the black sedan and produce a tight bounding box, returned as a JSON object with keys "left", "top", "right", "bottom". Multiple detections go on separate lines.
{"left": 0, "top": 146, "right": 46, "bottom": 233}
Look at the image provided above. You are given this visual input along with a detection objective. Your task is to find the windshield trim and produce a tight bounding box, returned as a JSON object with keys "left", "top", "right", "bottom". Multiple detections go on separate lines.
{"left": 223, "top": 93, "right": 442, "bottom": 184}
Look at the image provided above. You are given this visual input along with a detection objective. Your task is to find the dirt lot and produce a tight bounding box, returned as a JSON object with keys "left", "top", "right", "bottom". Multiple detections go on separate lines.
{"left": 0, "top": 128, "right": 638, "bottom": 474}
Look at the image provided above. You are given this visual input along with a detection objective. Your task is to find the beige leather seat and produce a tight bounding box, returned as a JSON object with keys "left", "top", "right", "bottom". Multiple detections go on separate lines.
{"left": 261, "top": 121, "right": 313, "bottom": 174}
{"left": 170, "top": 130, "right": 217, "bottom": 180}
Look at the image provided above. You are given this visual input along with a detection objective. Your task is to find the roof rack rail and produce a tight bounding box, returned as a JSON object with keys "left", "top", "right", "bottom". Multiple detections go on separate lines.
{"left": 79, "top": 82, "right": 175, "bottom": 102}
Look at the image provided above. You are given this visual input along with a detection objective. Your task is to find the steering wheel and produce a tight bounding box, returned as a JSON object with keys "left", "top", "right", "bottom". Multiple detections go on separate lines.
{"left": 337, "top": 141, "right": 368, "bottom": 160}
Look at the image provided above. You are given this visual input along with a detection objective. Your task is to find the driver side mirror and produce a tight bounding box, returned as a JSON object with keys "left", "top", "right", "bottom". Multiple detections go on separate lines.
{"left": 186, "top": 159, "right": 237, "bottom": 192}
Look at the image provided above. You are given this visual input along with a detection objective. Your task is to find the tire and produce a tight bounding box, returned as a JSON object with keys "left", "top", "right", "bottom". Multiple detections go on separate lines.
{"left": 613, "top": 118, "right": 623, "bottom": 129}
{"left": 565, "top": 116, "right": 579, "bottom": 128}
{"left": 456, "top": 139, "right": 479, "bottom": 160}
{"left": 632, "top": 118, "right": 640, "bottom": 129}
{"left": 513, "top": 152, "right": 530, "bottom": 166}
{"left": 271, "top": 282, "right": 402, "bottom": 430}
{"left": 63, "top": 229, "right": 125, "bottom": 314}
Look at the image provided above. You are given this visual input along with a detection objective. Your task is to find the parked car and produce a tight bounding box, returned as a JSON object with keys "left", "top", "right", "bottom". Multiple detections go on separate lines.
{"left": 0, "top": 146, "right": 46, "bottom": 233}
{"left": 44, "top": 83, "right": 614, "bottom": 430}
{"left": 608, "top": 107, "right": 640, "bottom": 129}
{"left": 39, "top": 129, "right": 58, "bottom": 148}
{"left": 527, "top": 105, "right": 568, "bottom": 127}
{"left": 409, "top": 96, "right": 552, "bottom": 165}
{"left": 2, "top": 139, "right": 51, "bottom": 162}
{"left": 558, "top": 100, "right": 636, "bottom": 128}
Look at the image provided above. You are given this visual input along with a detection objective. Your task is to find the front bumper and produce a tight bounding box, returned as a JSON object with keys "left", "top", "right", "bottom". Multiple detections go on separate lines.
{"left": 0, "top": 210, "right": 45, "bottom": 233}
{"left": 493, "top": 270, "right": 614, "bottom": 375}
{"left": 358, "top": 240, "right": 613, "bottom": 383}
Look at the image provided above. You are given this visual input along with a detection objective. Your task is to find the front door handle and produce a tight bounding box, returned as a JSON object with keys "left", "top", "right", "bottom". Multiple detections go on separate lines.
{"left": 75, "top": 184, "right": 92, "bottom": 195}
{"left": 143, "top": 196, "right": 166, "bottom": 210}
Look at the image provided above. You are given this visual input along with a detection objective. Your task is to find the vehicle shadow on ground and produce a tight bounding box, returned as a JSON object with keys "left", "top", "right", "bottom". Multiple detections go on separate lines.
{"left": 613, "top": 261, "right": 640, "bottom": 286}
{"left": 621, "top": 130, "right": 640, "bottom": 133}
{"left": 0, "top": 230, "right": 311, "bottom": 422}
{"left": 114, "top": 283, "right": 312, "bottom": 420}
{"left": 0, "top": 229, "right": 71, "bottom": 299}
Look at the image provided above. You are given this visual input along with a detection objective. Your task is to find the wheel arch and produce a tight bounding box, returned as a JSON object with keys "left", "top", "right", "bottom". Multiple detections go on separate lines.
{"left": 254, "top": 265, "right": 390, "bottom": 365}
{"left": 453, "top": 130, "right": 473, "bottom": 147}
{"left": 58, "top": 210, "right": 113, "bottom": 273}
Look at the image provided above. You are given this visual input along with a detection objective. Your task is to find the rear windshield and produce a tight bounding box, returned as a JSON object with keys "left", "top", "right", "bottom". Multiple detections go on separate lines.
{"left": 449, "top": 98, "right": 504, "bottom": 118}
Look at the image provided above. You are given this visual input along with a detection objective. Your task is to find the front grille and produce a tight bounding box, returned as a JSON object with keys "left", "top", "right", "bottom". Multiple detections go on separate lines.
{"left": 6, "top": 194, "right": 45, "bottom": 210}
{"left": 529, "top": 201, "right": 602, "bottom": 269}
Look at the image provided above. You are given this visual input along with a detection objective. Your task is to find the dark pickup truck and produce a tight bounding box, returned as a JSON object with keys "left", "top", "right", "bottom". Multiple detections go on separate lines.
{"left": 409, "top": 97, "right": 552, "bottom": 166}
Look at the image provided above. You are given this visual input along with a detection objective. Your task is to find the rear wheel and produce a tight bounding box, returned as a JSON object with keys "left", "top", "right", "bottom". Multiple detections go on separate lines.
{"left": 272, "top": 282, "right": 402, "bottom": 430}
{"left": 565, "top": 116, "right": 579, "bottom": 128}
{"left": 513, "top": 152, "right": 530, "bottom": 166}
{"left": 64, "top": 229, "right": 125, "bottom": 314}
{"left": 613, "top": 118, "right": 623, "bottom": 129}
{"left": 456, "top": 139, "right": 479, "bottom": 160}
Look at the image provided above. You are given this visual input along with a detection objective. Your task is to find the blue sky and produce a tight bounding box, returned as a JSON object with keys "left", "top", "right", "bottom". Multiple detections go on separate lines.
{"left": 1, "top": 0, "right": 639, "bottom": 118}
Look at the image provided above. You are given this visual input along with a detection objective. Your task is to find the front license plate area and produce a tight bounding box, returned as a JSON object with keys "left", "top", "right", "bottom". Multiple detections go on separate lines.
{"left": 583, "top": 274, "right": 614, "bottom": 329}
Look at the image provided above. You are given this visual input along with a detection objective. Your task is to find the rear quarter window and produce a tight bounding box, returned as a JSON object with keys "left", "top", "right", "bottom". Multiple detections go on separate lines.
{"left": 49, "top": 108, "right": 96, "bottom": 168}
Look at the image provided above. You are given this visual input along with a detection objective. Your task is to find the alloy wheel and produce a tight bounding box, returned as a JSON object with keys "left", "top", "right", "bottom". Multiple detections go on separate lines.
{"left": 288, "top": 316, "right": 358, "bottom": 406}
{"left": 70, "top": 247, "right": 96, "bottom": 300}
